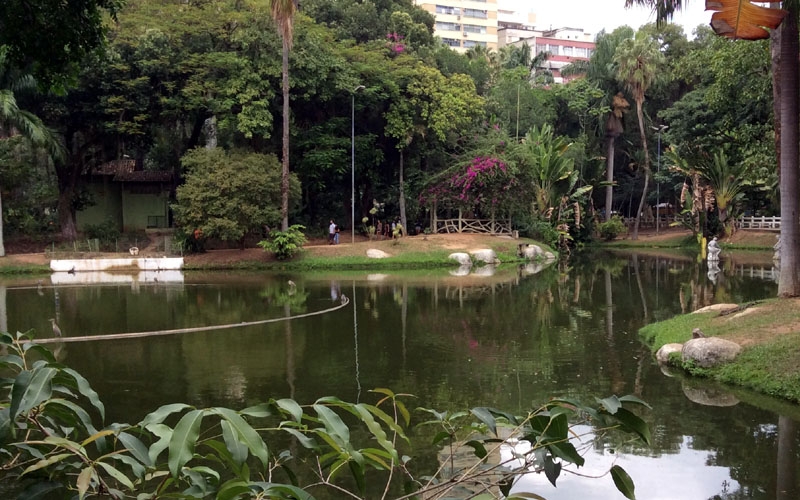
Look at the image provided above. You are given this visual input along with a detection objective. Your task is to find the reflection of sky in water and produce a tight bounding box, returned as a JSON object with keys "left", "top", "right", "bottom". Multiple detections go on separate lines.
{"left": 503, "top": 432, "right": 738, "bottom": 500}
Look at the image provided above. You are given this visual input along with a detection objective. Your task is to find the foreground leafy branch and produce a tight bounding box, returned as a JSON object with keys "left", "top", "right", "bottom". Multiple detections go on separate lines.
{"left": 0, "top": 331, "right": 650, "bottom": 499}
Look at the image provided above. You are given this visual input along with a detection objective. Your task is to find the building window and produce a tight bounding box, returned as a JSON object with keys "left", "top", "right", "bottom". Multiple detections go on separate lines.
{"left": 463, "top": 8, "right": 488, "bottom": 19}
{"left": 436, "top": 22, "right": 461, "bottom": 31}
{"left": 574, "top": 47, "right": 587, "bottom": 58}
{"left": 463, "top": 24, "right": 486, "bottom": 34}
{"left": 463, "top": 40, "right": 487, "bottom": 48}
{"left": 562, "top": 46, "right": 573, "bottom": 56}
{"left": 435, "top": 5, "right": 461, "bottom": 15}
{"left": 442, "top": 38, "right": 461, "bottom": 48}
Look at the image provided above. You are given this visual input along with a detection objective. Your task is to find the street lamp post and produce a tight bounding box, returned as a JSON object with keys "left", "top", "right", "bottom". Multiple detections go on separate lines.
{"left": 351, "top": 85, "right": 365, "bottom": 244}
{"left": 652, "top": 125, "right": 668, "bottom": 235}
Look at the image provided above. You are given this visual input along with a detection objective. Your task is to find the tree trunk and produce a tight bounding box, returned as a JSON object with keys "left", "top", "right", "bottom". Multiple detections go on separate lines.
{"left": 772, "top": 7, "right": 783, "bottom": 173}
{"left": 280, "top": 38, "right": 290, "bottom": 232}
{"left": 631, "top": 99, "right": 651, "bottom": 240}
{"left": 605, "top": 135, "right": 615, "bottom": 222}
{"left": 399, "top": 148, "right": 407, "bottom": 232}
{"left": 0, "top": 188, "right": 5, "bottom": 257}
{"left": 57, "top": 190, "right": 78, "bottom": 241}
{"left": 777, "top": 415, "right": 798, "bottom": 500}
{"left": 778, "top": 5, "right": 800, "bottom": 297}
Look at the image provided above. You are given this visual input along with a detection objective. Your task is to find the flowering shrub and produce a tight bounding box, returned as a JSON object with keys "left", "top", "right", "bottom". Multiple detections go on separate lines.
{"left": 386, "top": 32, "right": 405, "bottom": 54}
{"left": 421, "top": 156, "right": 517, "bottom": 216}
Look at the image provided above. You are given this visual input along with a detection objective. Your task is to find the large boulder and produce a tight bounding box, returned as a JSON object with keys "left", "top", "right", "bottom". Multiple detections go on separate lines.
{"left": 448, "top": 252, "right": 472, "bottom": 267}
{"left": 682, "top": 337, "right": 742, "bottom": 368}
{"left": 366, "top": 249, "right": 390, "bottom": 259}
{"left": 518, "top": 244, "right": 543, "bottom": 260}
{"left": 469, "top": 249, "right": 500, "bottom": 265}
{"left": 656, "top": 343, "right": 684, "bottom": 365}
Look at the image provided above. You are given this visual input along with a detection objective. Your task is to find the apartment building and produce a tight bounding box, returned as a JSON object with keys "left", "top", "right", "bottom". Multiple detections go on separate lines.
{"left": 415, "top": 0, "right": 499, "bottom": 52}
{"left": 417, "top": 0, "right": 595, "bottom": 82}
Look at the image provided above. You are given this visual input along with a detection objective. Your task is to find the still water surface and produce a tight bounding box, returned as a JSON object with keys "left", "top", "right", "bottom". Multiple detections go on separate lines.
{"left": 5, "top": 251, "right": 798, "bottom": 499}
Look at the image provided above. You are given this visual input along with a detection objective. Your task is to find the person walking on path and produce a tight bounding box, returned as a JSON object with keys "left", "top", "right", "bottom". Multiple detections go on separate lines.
{"left": 329, "top": 220, "right": 336, "bottom": 245}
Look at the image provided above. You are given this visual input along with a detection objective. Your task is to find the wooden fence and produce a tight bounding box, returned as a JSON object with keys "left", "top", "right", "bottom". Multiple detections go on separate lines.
{"left": 432, "top": 208, "right": 513, "bottom": 235}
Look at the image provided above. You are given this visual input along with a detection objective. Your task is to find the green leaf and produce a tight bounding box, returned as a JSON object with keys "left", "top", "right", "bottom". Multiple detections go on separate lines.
{"left": 10, "top": 366, "right": 57, "bottom": 418}
{"left": 145, "top": 423, "right": 172, "bottom": 465}
{"left": 21, "top": 453, "right": 73, "bottom": 476}
{"left": 114, "top": 453, "right": 146, "bottom": 479}
{"left": 44, "top": 399, "right": 99, "bottom": 435}
{"left": 0, "top": 407, "right": 11, "bottom": 441}
{"left": 351, "top": 404, "right": 399, "bottom": 462}
{"left": 547, "top": 440, "right": 585, "bottom": 467}
{"left": 217, "top": 479, "right": 251, "bottom": 500}
{"left": 168, "top": 409, "right": 204, "bottom": 477}
{"left": 617, "top": 395, "right": 652, "bottom": 409}
{"left": 610, "top": 464, "right": 636, "bottom": 499}
{"left": 220, "top": 419, "right": 248, "bottom": 466}
{"left": 432, "top": 430, "right": 453, "bottom": 445}
{"left": 277, "top": 398, "right": 303, "bottom": 423}
{"left": 62, "top": 368, "right": 105, "bottom": 420}
{"left": 463, "top": 439, "right": 488, "bottom": 459}
{"left": 97, "top": 461, "right": 135, "bottom": 490}
{"left": 210, "top": 408, "right": 270, "bottom": 470}
{"left": 118, "top": 431, "right": 153, "bottom": 468}
{"left": 140, "top": 403, "right": 192, "bottom": 427}
{"left": 313, "top": 404, "right": 350, "bottom": 443}
{"left": 77, "top": 466, "right": 94, "bottom": 499}
{"left": 598, "top": 395, "right": 621, "bottom": 415}
{"left": 612, "top": 407, "right": 651, "bottom": 446}
{"left": 471, "top": 407, "right": 497, "bottom": 435}
{"left": 281, "top": 427, "right": 319, "bottom": 450}
{"left": 0, "top": 354, "right": 24, "bottom": 370}
{"left": 543, "top": 454, "right": 561, "bottom": 486}
{"left": 240, "top": 402, "right": 276, "bottom": 418}
{"left": 349, "top": 459, "right": 366, "bottom": 495}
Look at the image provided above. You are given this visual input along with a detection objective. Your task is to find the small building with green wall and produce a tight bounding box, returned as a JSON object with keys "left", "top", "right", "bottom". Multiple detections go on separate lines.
{"left": 76, "top": 159, "right": 173, "bottom": 232}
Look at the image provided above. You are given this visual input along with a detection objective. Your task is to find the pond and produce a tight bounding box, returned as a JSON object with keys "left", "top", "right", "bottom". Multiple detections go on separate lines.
{"left": 3, "top": 250, "right": 797, "bottom": 499}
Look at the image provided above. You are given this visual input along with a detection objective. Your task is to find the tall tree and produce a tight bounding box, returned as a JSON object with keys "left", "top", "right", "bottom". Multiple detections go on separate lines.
{"left": 614, "top": 30, "right": 665, "bottom": 239}
{"left": 270, "top": 0, "right": 298, "bottom": 231}
{"left": 385, "top": 62, "right": 483, "bottom": 230}
{"left": 0, "top": 46, "right": 61, "bottom": 256}
{"left": 586, "top": 27, "right": 634, "bottom": 222}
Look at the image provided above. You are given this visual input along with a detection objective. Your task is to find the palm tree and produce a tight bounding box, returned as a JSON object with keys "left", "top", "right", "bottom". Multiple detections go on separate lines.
{"left": 696, "top": 150, "right": 746, "bottom": 236}
{"left": 0, "top": 45, "right": 60, "bottom": 257}
{"left": 586, "top": 27, "right": 633, "bottom": 222}
{"left": 270, "top": 0, "right": 298, "bottom": 232}
{"left": 614, "top": 30, "right": 664, "bottom": 239}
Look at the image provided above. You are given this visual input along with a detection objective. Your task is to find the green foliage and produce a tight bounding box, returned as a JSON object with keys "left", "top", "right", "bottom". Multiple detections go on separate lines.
{"left": 173, "top": 148, "right": 299, "bottom": 248}
{"left": 1, "top": 333, "right": 651, "bottom": 500}
{"left": 597, "top": 216, "right": 627, "bottom": 241}
{"left": 258, "top": 224, "right": 307, "bottom": 260}
{"left": 83, "top": 218, "right": 121, "bottom": 244}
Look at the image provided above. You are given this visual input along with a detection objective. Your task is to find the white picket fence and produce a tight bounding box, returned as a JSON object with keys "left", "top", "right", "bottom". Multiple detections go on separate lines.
{"left": 737, "top": 216, "right": 781, "bottom": 231}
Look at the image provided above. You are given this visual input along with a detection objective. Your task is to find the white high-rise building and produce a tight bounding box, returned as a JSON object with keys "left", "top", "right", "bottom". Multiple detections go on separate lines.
{"left": 415, "top": 0, "right": 499, "bottom": 52}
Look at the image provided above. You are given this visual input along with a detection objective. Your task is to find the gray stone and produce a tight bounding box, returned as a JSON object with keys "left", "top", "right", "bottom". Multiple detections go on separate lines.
{"left": 366, "top": 249, "right": 390, "bottom": 259}
{"left": 448, "top": 252, "right": 472, "bottom": 267}
{"left": 518, "top": 244, "right": 543, "bottom": 260}
{"left": 656, "top": 343, "right": 684, "bottom": 365}
{"left": 469, "top": 249, "right": 500, "bottom": 265}
{"left": 544, "top": 252, "right": 556, "bottom": 261}
{"left": 682, "top": 337, "right": 742, "bottom": 368}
